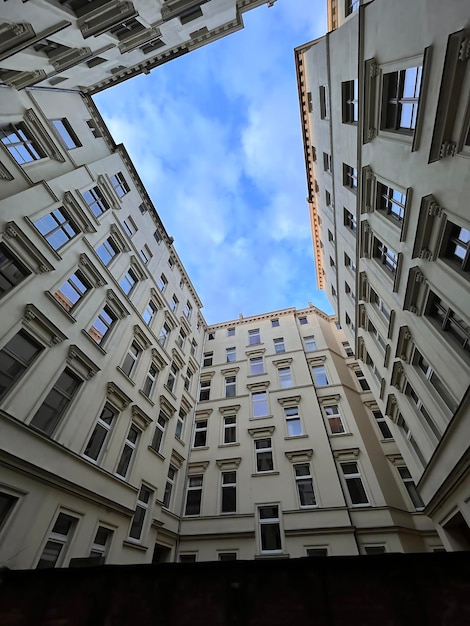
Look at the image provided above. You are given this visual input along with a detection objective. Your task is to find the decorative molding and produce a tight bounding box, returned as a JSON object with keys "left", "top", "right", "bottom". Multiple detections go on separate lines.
{"left": 277, "top": 395, "right": 301, "bottom": 407}
{"left": 221, "top": 366, "right": 240, "bottom": 376}
{"left": 78, "top": 253, "right": 106, "bottom": 287}
{"left": 218, "top": 404, "right": 241, "bottom": 415}
{"left": 171, "top": 348, "right": 185, "bottom": 370}
{"left": 170, "top": 448, "right": 185, "bottom": 469}
{"left": 246, "top": 380, "right": 270, "bottom": 391}
{"left": 106, "top": 381, "right": 132, "bottom": 410}
{"left": 131, "top": 404, "right": 152, "bottom": 430}
{"left": 195, "top": 408, "right": 213, "bottom": 419}
{"left": 151, "top": 348, "right": 167, "bottom": 370}
{"left": 109, "top": 223, "right": 131, "bottom": 251}
{"left": 3, "top": 221, "right": 54, "bottom": 273}
{"left": 248, "top": 425, "right": 275, "bottom": 438}
{"left": 66, "top": 344, "right": 100, "bottom": 379}
{"left": 333, "top": 448, "right": 360, "bottom": 460}
{"left": 159, "top": 394, "right": 177, "bottom": 416}
{"left": 24, "top": 108, "right": 64, "bottom": 162}
{"left": 133, "top": 324, "right": 152, "bottom": 349}
{"left": 187, "top": 460, "right": 209, "bottom": 474}
{"left": 63, "top": 191, "right": 96, "bottom": 234}
{"left": 385, "top": 393, "right": 400, "bottom": 423}
{"left": 106, "top": 289, "right": 130, "bottom": 318}
{"left": 0, "top": 161, "right": 14, "bottom": 181}
{"left": 272, "top": 357, "right": 293, "bottom": 367}
{"left": 318, "top": 394, "right": 341, "bottom": 405}
{"left": 386, "top": 453, "right": 404, "bottom": 466}
{"left": 285, "top": 449, "right": 313, "bottom": 462}
{"left": 23, "top": 303, "right": 67, "bottom": 346}
{"left": 216, "top": 457, "right": 241, "bottom": 470}
{"left": 245, "top": 347, "right": 266, "bottom": 358}
{"left": 439, "top": 140, "right": 457, "bottom": 158}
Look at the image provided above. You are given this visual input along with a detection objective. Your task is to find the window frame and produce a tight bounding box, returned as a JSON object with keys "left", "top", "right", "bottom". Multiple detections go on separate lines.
{"left": 221, "top": 470, "right": 237, "bottom": 514}
{"left": 193, "top": 419, "right": 208, "bottom": 448}
{"left": 36, "top": 511, "right": 79, "bottom": 569}
{"left": 115, "top": 423, "right": 140, "bottom": 479}
{"left": 83, "top": 402, "right": 118, "bottom": 463}
{"left": 258, "top": 504, "right": 283, "bottom": 554}
{"left": 284, "top": 406, "right": 303, "bottom": 437}
{"left": 323, "top": 404, "right": 346, "bottom": 435}
{"left": 185, "top": 474, "right": 203, "bottom": 516}
{"left": 0, "top": 330, "right": 44, "bottom": 402}
{"left": 50, "top": 118, "right": 81, "bottom": 150}
{"left": 223, "top": 415, "right": 237, "bottom": 444}
{"left": 294, "top": 463, "right": 317, "bottom": 508}
{"left": 340, "top": 461, "right": 370, "bottom": 507}
{"left": 254, "top": 437, "right": 274, "bottom": 473}
{"left": 110, "top": 171, "right": 130, "bottom": 198}
{"left": 128, "top": 484, "right": 153, "bottom": 542}
{"left": 252, "top": 390, "right": 269, "bottom": 418}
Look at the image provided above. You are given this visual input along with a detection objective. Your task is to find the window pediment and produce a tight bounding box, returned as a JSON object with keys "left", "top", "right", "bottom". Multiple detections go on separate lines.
{"left": 159, "top": 394, "right": 177, "bottom": 416}
{"left": 133, "top": 324, "right": 152, "bottom": 349}
{"left": 23, "top": 303, "right": 67, "bottom": 346}
{"left": 131, "top": 404, "right": 152, "bottom": 430}
{"left": 219, "top": 404, "right": 241, "bottom": 415}
{"left": 246, "top": 380, "right": 270, "bottom": 391}
{"left": 248, "top": 425, "right": 275, "bottom": 438}
{"left": 78, "top": 253, "right": 106, "bottom": 287}
{"left": 221, "top": 366, "right": 240, "bottom": 376}
{"left": 3, "top": 221, "right": 54, "bottom": 274}
{"left": 106, "top": 289, "right": 130, "bottom": 319}
{"left": 171, "top": 448, "right": 185, "bottom": 469}
{"left": 67, "top": 344, "right": 100, "bottom": 379}
{"left": 24, "top": 108, "right": 65, "bottom": 162}
{"left": 317, "top": 394, "right": 341, "bottom": 405}
{"left": 106, "top": 381, "right": 132, "bottom": 410}
{"left": 195, "top": 408, "right": 213, "bottom": 419}
{"left": 187, "top": 460, "right": 209, "bottom": 474}
{"left": 333, "top": 447, "right": 360, "bottom": 460}
{"left": 245, "top": 347, "right": 266, "bottom": 358}
{"left": 272, "top": 357, "right": 293, "bottom": 367}
{"left": 277, "top": 395, "right": 301, "bottom": 407}
{"left": 216, "top": 457, "right": 241, "bottom": 470}
{"left": 285, "top": 449, "right": 313, "bottom": 462}
{"left": 151, "top": 348, "right": 168, "bottom": 370}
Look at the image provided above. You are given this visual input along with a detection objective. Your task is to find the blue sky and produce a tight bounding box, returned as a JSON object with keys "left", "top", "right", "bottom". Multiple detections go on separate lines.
{"left": 94, "top": 0, "right": 333, "bottom": 324}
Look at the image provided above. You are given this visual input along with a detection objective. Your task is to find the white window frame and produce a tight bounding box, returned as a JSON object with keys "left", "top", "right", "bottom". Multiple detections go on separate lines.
{"left": 223, "top": 415, "right": 237, "bottom": 444}
{"left": 258, "top": 504, "right": 283, "bottom": 554}
{"left": 294, "top": 463, "right": 317, "bottom": 508}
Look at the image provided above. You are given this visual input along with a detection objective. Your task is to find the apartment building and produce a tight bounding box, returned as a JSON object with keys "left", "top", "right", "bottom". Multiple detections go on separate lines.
{"left": 0, "top": 0, "right": 274, "bottom": 94}
{"left": 295, "top": 0, "right": 470, "bottom": 550}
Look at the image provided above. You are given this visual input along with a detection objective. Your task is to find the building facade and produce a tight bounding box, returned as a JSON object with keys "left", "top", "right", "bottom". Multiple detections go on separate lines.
{"left": 295, "top": 0, "right": 470, "bottom": 550}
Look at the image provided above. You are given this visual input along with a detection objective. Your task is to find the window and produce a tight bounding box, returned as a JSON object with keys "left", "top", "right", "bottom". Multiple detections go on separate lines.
{"left": 373, "top": 409, "right": 393, "bottom": 439}
{"left": 176, "top": 328, "right": 186, "bottom": 351}
{"left": 50, "top": 118, "right": 80, "bottom": 149}
{"left": 109, "top": 16, "right": 145, "bottom": 40}
{"left": 397, "top": 466, "right": 424, "bottom": 509}
{"left": 143, "top": 301, "right": 157, "bottom": 326}
{"left": 151, "top": 412, "right": 168, "bottom": 453}
{"left": 425, "top": 291, "right": 469, "bottom": 355}
{"left": 342, "top": 341, "right": 354, "bottom": 357}
{"left": 86, "top": 118, "right": 101, "bottom": 137}
{"left": 299, "top": 316, "right": 308, "bottom": 325}
{"left": 341, "top": 462, "right": 369, "bottom": 505}
{"left": 158, "top": 322, "right": 171, "bottom": 349}
{"left": 0, "top": 492, "right": 18, "bottom": 531}
{"left": 323, "top": 151, "right": 332, "bottom": 172}
{"left": 342, "top": 79, "right": 358, "bottom": 123}
{"left": 0, "top": 331, "right": 43, "bottom": 400}
{"left": 294, "top": 464, "right": 316, "bottom": 507}
{"left": 163, "top": 466, "right": 177, "bottom": 509}
{"left": 258, "top": 505, "right": 282, "bottom": 553}
{"left": 185, "top": 475, "right": 203, "bottom": 515}
{"left": 221, "top": 471, "right": 236, "bottom": 513}
{"left": 250, "top": 357, "right": 264, "bottom": 375}
{"left": 304, "top": 336, "right": 317, "bottom": 352}
{"left": 398, "top": 414, "right": 426, "bottom": 466}
{"left": 194, "top": 419, "right": 208, "bottom": 447}
{"left": 440, "top": 220, "right": 470, "bottom": 273}
{"left": 248, "top": 328, "right": 261, "bottom": 345}
{"left": 139, "top": 245, "right": 152, "bottom": 265}
{"left": 110, "top": 171, "right": 130, "bottom": 197}
{"left": 368, "top": 321, "right": 387, "bottom": 352}
{"left": 121, "top": 217, "right": 136, "bottom": 238}
{"left": 219, "top": 553, "right": 237, "bottom": 561}
{"left": 170, "top": 294, "right": 179, "bottom": 312}
{"left": 225, "top": 375, "right": 236, "bottom": 398}
{"left": 81, "top": 187, "right": 110, "bottom": 219}
{"left": 142, "top": 362, "right": 158, "bottom": 398}
{"left": 306, "top": 548, "right": 328, "bottom": 557}
{"left": 90, "top": 526, "right": 113, "bottom": 560}
{"left": 179, "top": 553, "right": 197, "bottom": 563}
{"left": 377, "top": 182, "right": 406, "bottom": 222}
{"left": 373, "top": 237, "right": 398, "bottom": 275}
{"left": 89, "top": 305, "right": 117, "bottom": 345}
{"left": 345, "top": 0, "right": 359, "bottom": 16}
{"left": 278, "top": 366, "right": 293, "bottom": 388}
{"left": 54, "top": 269, "right": 91, "bottom": 312}
{"left": 274, "top": 338, "right": 285, "bottom": 354}
{"left": 0, "top": 123, "right": 44, "bottom": 164}
{"left": 344, "top": 208, "right": 357, "bottom": 231}
{"left": 413, "top": 347, "right": 456, "bottom": 412}
{"left": 328, "top": 229, "right": 334, "bottom": 242}
{"left": 226, "top": 347, "right": 236, "bottom": 363}
{"left": 184, "top": 367, "right": 193, "bottom": 392}
{"left": 319, "top": 85, "right": 330, "bottom": 119}
{"left": 366, "top": 354, "right": 382, "bottom": 385}
{"left": 271, "top": 319, "right": 280, "bottom": 327}
{"left": 227, "top": 326, "right": 235, "bottom": 335}
{"left": 405, "top": 382, "right": 441, "bottom": 439}
{"left": 364, "top": 545, "right": 386, "bottom": 555}
{"left": 184, "top": 301, "right": 193, "bottom": 319}
{"left": 166, "top": 362, "right": 179, "bottom": 394}
{"left": 324, "top": 405, "right": 345, "bottom": 434}
{"left": 190, "top": 339, "right": 197, "bottom": 357}
{"left": 116, "top": 424, "right": 140, "bottom": 478}
{"left": 121, "top": 341, "right": 141, "bottom": 378}
{"left": 199, "top": 379, "right": 210, "bottom": 401}
{"left": 157, "top": 273, "right": 167, "bottom": 292}
{"left": 255, "top": 438, "right": 273, "bottom": 472}
{"left": 343, "top": 164, "right": 358, "bottom": 191}
{"left": 180, "top": 5, "right": 203, "bottom": 24}
{"left": 284, "top": 406, "right": 302, "bottom": 436}
{"left": 381, "top": 66, "right": 422, "bottom": 133}
{"left": 203, "top": 352, "right": 213, "bottom": 367}
{"left": 208, "top": 331, "right": 215, "bottom": 340}
{"left": 175, "top": 408, "right": 186, "bottom": 440}
{"left": 129, "top": 485, "right": 153, "bottom": 541}
{"left": 223, "top": 416, "right": 237, "bottom": 444}
{"left": 33, "top": 207, "right": 79, "bottom": 251}
{"left": 84, "top": 403, "right": 117, "bottom": 461}
{"left": 36, "top": 513, "right": 77, "bottom": 569}
{"left": 312, "top": 365, "right": 329, "bottom": 386}
{"left": 329, "top": 256, "right": 335, "bottom": 268}
{"left": 252, "top": 391, "right": 269, "bottom": 417}
{"left": 96, "top": 236, "right": 119, "bottom": 266}
{"left": 355, "top": 369, "right": 370, "bottom": 391}
{"left": 154, "top": 230, "right": 162, "bottom": 244}
{"left": 325, "top": 190, "right": 331, "bottom": 206}
{"left": 30, "top": 369, "right": 81, "bottom": 436}
{"left": 344, "top": 253, "right": 356, "bottom": 273}
{"left": 0, "top": 244, "right": 30, "bottom": 299}
{"left": 119, "top": 268, "right": 138, "bottom": 295}
{"left": 370, "top": 289, "right": 391, "bottom": 322}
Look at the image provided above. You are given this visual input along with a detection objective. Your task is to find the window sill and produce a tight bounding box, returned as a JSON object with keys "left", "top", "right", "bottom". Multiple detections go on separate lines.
{"left": 116, "top": 367, "right": 136, "bottom": 386}
{"left": 122, "top": 539, "right": 148, "bottom": 552}
{"left": 147, "top": 445, "right": 165, "bottom": 461}
{"left": 245, "top": 342, "right": 264, "bottom": 348}
{"left": 249, "top": 415, "right": 273, "bottom": 421}
{"left": 138, "top": 389, "right": 155, "bottom": 406}
{"left": 254, "top": 553, "right": 289, "bottom": 560}
{"left": 218, "top": 442, "right": 240, "bottom": 448}
{"left": 247, "top": 373, "right": 266, "bottom": 378}
{"left": 284, "top": 434, "right": 309, "bottom": 440}
{"left": 191, "top": 446, "right": 209, "bottom": 451}
{"left": 251, "top": 471, "right": 280, "bottom": 477}
{"left": 329, "top": 432, "right": 353, "bottom": 437}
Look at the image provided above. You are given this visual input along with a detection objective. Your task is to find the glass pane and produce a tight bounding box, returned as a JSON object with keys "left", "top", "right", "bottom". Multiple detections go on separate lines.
{"left": 222, "top": 486, "right": 236, "bottom": 512}
{"left": 84, "top": 423, "right": 107, "bottom": 460}
{"left": 257, "top": 451, "right": 273, "bottom": 472}
{"left": 287, "top": 419, "right": 302, "bottom": 436}
{"left": 298, "top": 480, "right": 316, "bottom": 506}
{"left": 37, "top": 540, "right": 62, "bottom": 569}
{"left": 129, "top": 505, "right": 145, "bottom": 539}
{"left": 347, "top": 477, "right": 368, "bottom": 504}
{"left": 185, "top": 490, "right": 201, "bottom": 515}
{"left": 0, "top": 493, "right": 17, "bottom": 525}
{"left": 259, "top": 506, "right": 278, "bottom": 519}
{"left": 261, "top": 523, "right": 281, "bottom": 551}
{"left": 116, "top": 444, "right": 132, "bottom": 476}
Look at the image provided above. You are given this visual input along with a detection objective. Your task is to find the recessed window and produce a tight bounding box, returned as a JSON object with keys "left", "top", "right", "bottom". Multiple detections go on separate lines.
{"left": 163, "top": 466, "right": 177, "bottom": 509}
{"left": 143, "top": 301, "right": 157, "bottom": 326}
{"left": 121, "top": 217, "right": 137, "bottom": 238}
{"left": 90, "top": 526, "right": 113, "bottom": 561}
{"left": 193, "top": 419, "right": 208, "bottom": 447}
{"left": 184, "top": 301, "right": 193, "bottom": 319}
{"left": 166, "top": 361, "right": 179, "bottom": 394}
{"left": 440, "top": 220, "right": 470, "bottom": 274}
{"left": 319, "top": 85, "right": 330, "bottom": 119}
{"left": 255, "top": 438, "right": 273, "bottom": 472}
{"left": 225, "top": 375, "right": 236, "bottom": 398}
{"left": 82, "top": 186, "right": 110, "bottom": 218}
{"left": 271, "top": 318, "right": 280, "bottom": 327}
{"left": 294, "top": 464, "right": 316, "bottom": 507}
{"left": 129, "top": 485, "right": 153, "bottom": 541}
{"left": 208, "top": 331, "right": 215, "bottom": 340}
{"left": 342, "top": 341, "right": 354, "bottom": 357}
{"left": 226, "top": 347, "right": 236, "bottom": 363}
{"left": 344, "top": 208, "right": 357, "bottom": 231}
{"left": 368, "top": 320, "right": 387, "bottom": 352}
{"left": 324, "top": 405, "right": 345, "bottom": 434}
{"left": 250, "top": 356, "right": 264, "bottom": 375}
{"left": 180, "top": 5, "right": 203, "bottom": 24}
{"left": 372, "top": 409, "right": 393, "bottom": 439}
{"left": 370, "top": 288, "right": 391, "bottom": 322}
{"left": 312, "top": 364, "right": 329, "bottom": 386}
{"left": 284, "top": 406, "right": 302, "bottom": 436}
{"left": 425, "top": 290, "right": 470, "bottom": 355}
{"left": 157, "top": 273, "right": 168, "bottom": 292}
{"left": 34, "top": 207, "right": 79, "bottom": 251}
{"left": 0, "top": 123, "right": 45, "bottom": 164}
{"left": 342, "top": 79, "right": 358, "bottom": 123}
{"left": 405, "top": 381, "right": 441, "bottom": 439}
{"left": 227, "top": 327, "right": 235, "bottom": 336}
{"left": 221, "top": 471, "right": 236, "bottom": 513}
{"left": 116, "top": 424, "right": 140, "bottom": 478}
{"left": 304, "top": 336, "right": 317, "bottom": 352}
{"left": 30, "top": 368, "right": 82, "bottom": 436}
{"left": 119, "top": 268, "right": 138, "bottom": 295}
{"left": 203, "top": 352, "right": 213, "bottom": 367}
{"left": 176, "top": 408, "right": 186, "bottom": 439}
{"left": 248, "top": 328, "right": 261, "bottom": 345}
{"left": 50, "top": 118, "right": 81, "bottom": 149}
{"left": 199, "top": 379, "right": 210, "bottom": 402}
{"left": 219, "top": 552, "right": 237, "bottom": 561}
{"left": 158, "top": 322, "right": 171, "bottom": 349}
{"left": 397, "top": 414, "right": 426, "bottom": 467}
{"left": 111, "top": 171, "right": 130, "bottom": 197}
{"left": 96, "top": 236, "right": 119, "bottom": 266}
{"left": 252, "top": 391, "right": 268, "bottom": 417}
{"left": 89, "top": 305, "right": 117, "bottom": 345}
{"left": 142, "top": 362, "right": 159, "bottom": 398}
{"left": 373, "top": 237, "right": 398, "bottom": 275}
{"left": 299, "top": 316, "right": 308, "bottom": 325}
{"left": 355, "top": 369, "right": 370, "bottom": 391}
{"left": 343, "top": 163, "right": 357, "bottom": 192}
{"left": 36, "top": 512, "right": 78, "bottom": 569}
{"left": 323, "top": 151, "right": 332, "bottom": 172}
{"left": 223, "top": 415, "right": 237, "bottom": 444}
{"left": 84, "top": 403, "right": 117, "bottom": 462}
{"left": 345, "top": 0, "right": 360, "bottom": 16}
{"left": 381, "top": 66, "right": 422, "bottom": 134}
{"left": 397, "top": 466, "right": 424, "bottom": 509}
{"left": 413, "top": 347, "right": 457, "bottom": 412}
{"left": 54, "top": 269, "right": 91, "bottom": 312}
{"left": 109, "top": 16, "right": 145, "bottom": 41}
{"left": 377, "top": 182, "right": 406, "bottom": 222}
{"left": 258, "top": 505, "right": 282, "bottom": 553}
{"left": 185, "top": 475, "right": 203, "bottom": 516}
{"left": 278, "top": 366, "right": 293, "bottom": 388}
{"left": 139, "top": 245, "right": 152, "bottom": 265}
{"left": 340, "top": 461, "right": 369, "bottom": 505}
{"left": 121, "top": 341, "right": 141, "bottom": 378}
{"left": 151, "top": 412, "right": 167, "bottom": 453}
{"left": 273, "top": 337, "right": 285, "bottom": 354}
{"left": 0, "top": 244, "right": 31, "bottom": 299}
{"left": 0, "top": 330, "right": 43, "bottom": 401}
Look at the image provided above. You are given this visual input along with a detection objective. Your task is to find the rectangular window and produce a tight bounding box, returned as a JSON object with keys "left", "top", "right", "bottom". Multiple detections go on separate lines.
{"left": 175, "top": 408, "right": 186, "bottom": 439}
{"left": 343, "top": 164, "right": 358, "bottom": 191}
{"left": 0, "top": 492, "right": 18, "bottom": 531}
{"left": 397, "top": 466, "right": 424, "bottom": 509}
{"left": 121, "top": 341, "right": 141, "bottom": 378}
{"left": 398, "top": 414, "right": 426, "bottom": 466}
{"left": 142, "top": 362, "right": 158, "bottom": 398}
{"left": 54, "top": 269, "right": 91, "bottom": 312}
{"left": 30, "top": 368, "right": 81, "bottom": 436}
{"left": 381, "top": 66, "right": 422, "bottom": 133}
{"left": 166, "top": 362, "right": 179, "bottom": 393}
{"left": 84, "top": 403, "right": 117, "bottom": 462}
{"left": 226, "top": 347, "right": 236, "bottom": 362}
{"left": 366, "top": 354, "right": 382, "bottom": 384}
{"left": 405, "top": 382, "right": 441, "bottom": 439}
{"left": 203, "top": 352, "right": 213, "bottom": 367}
{"left": 248, "top": 328, "right": 261, "bottom": 345}
{"left": 190, "top": 339, "right": 197, "bottom": 357}
{"left": 258, "top": 505, "right": 282, "bottom": 553}
{"left": 345, "top": 0, "right": 360, "bottom": 16}
{"left": 370, "top": 289, "right": 391, "bottom": 322}
{"left": 284, "top": 406, "right": 302, "bottom": 437}
{"left": 50, "top": 118, "right": 81, "bottom": 149}
{"left": 414, "top": 348, "right": 457, "bottom": 412}
{"left": 139, "top": 245, "right": 152, "bottom": 265}
{"left": 255, "top": 438, "right": 273, "bottom": 472}
{"left": 34, "top": 207, "right": 79, "bottom": 251}
{"left": 306, "top": 548, "right": 328, "bottom": 557}
{"left": 199, "top": 379, "right": 210, "bottom": 401}
{"left": 0, "top": 244, "right": 30, "bottom": 299}
{"left": 368, "top": 320, "right": 387, "bottom": 352}
{"left": 122, "top": 218, "right": 136, "bottom": 238}
{"left": 304, "top": 336, "right": 317, "bottom": 352}
{"left": 193, "top": 419, "right": 208, "bottom": 447}
{"left": 0, "top": 330, "right": 43, "bottom": 401}
{"left": 184, "top": 301, "right": 193, "bottom": 319}
{"left": 1, "top": 123, "right": 45, "bottom": 164}
{"left": 143, "top": 301, "right": 157, "bottom": 326}
{"left": 219, "top": 552, "right": 237, "bottom": 561}
{"left": 342, "top": 79, "right": 358, "bottom": 123}
{"left": 96, "top": 236, "right": 119, "bottom": 266}
{"left": 342, "top": 341, "right": 354, "bottom": 357}
{"left": 36, "top": 512, "right": 77, "bottom": 569}
{"left": 170, "top": 294, "right": 179, "bottom": 312}
{"left": 425, "top": 291, "right": 470, "bottom": 355}
{"left": 223, "top": 415, "right": 236, "bottom": 444}
{"left": 119, "top": 268, "right": 138, "bottom": 295}
{"left": 176, "top": 328, "right": 186, "bottom": 351}
{"left": 364, "top": 545, "right": 386, "bottom": 555}
{"left": 116, "top": 424, "right": 140, "bottom": 478}
{"left": 250, "top": 356, "right": 264, "bottom": 375}
{"left": 221, "top": 471, "right": 236, "bottom": 513}
{"left": 110, "top": 171, "right": 130, "bottom": 197}
{"left": 294, "top": 464, "right": 316, "bottom": 507}
{"left": 319, "top": 85, "right": 330, "bottom": 119}
{"left": 440, "top": 220, "right": 470, "bottom": 273}
{"left": 163, "top": 466, "right": 177, "bottom": 509}
{"left": 179, "top": 553, "right": 197, "bottom": 563}
{"left": 273, "top": 338, "right": 285, "bottom": 353}
{"left": 90, "top": 526, "right": 113, "bottom": 560}
{"left": 185, "top": 475, "right": 203, "bottom": 515}
{"left": 373, "top": 409, "right": 393, "bottom": 439}
{"left": 344, "top": 208, "right": 357, "bottom": 231}
{"left": 227, "top": 326, "right": 235, "bottom": 336}
{"left": 89, "top": 305, "right": 117, "bottom": 345}
{"left": 341, "top": 462, "right": 369, "bottom": 505}
{"left": 324, "top": 405, "right": 345, "bottom": 434}
{"left": 325, "top": 190, "right": 331, "bottom": 206}
{"left": 271, "top": 319, "right": 280, "bottom": 327}
{"left": 299, "top": 316, "right": 308, "bottom": 325}
{"left": 252, "top": 391, "right": 268, "bottom": 417}
{"left": 157, "top": 273, "right": 167, "bottom": 292}
{"left": 377, "top": 182, "right": 406, "bottom": 222}
{"left": 312, "top": 365, "right": 329, "bottom": 386}
{"left": 184, "top": 368, "right": 193, "bottom": 392}
{"left": 278, "top": 366, "right": 293, "bottom": 388}
{"left": 373, "top": 237, "right": 398, "bottom": 275}
{"left": 129, "top": 485, "right": 152, "bottom": 541}
{"left": 355, "top": 369, "right": 370, "bottom": 391}
{"left": 225, "top": 375, "right": 236, "bottom": 398}
{"left": 158, "top": 322, "right": 171, "bottom": 349}
{"left": 150, "top": 412, "right": 167, "bottom": 453}
{"left": 82, "top": 186, "right": 109, "bottom": 217}
{"left": 208, "top": 331, "right": 215, "bottom": 340}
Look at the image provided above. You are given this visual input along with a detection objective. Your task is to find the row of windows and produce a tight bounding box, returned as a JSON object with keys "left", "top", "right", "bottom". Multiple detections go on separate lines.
{"left": 206, "top": 317, "right": 310, "bottom": 343}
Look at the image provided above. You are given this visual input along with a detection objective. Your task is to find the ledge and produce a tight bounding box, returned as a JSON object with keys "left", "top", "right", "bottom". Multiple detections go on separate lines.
{"left": 122, "top": 540, "right": 148, "bottom": 552}
{"left": 251, "top": 471, "right": 280, "bottom": 477}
